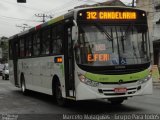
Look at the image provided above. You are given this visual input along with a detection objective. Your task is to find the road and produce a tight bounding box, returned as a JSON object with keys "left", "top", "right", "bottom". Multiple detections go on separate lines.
{"left": 0, "top": 78, "right": 160, "bottom": 120}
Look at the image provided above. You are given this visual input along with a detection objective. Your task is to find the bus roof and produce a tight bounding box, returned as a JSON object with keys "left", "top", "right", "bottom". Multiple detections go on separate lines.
{"left": 8, "top": 6, "right": 145, "bottom": 40}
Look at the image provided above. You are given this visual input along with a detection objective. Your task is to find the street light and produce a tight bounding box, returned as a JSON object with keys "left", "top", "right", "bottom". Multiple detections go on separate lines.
{"left": 17, "top": 0, "right": 26, "bottom": 3}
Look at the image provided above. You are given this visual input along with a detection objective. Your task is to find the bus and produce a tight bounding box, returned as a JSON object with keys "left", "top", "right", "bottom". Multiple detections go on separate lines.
{"left": 9, "top": 6, "right": 152, "bottom": 105}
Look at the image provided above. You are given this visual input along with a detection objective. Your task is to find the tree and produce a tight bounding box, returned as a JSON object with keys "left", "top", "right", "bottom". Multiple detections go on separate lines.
{"left": 0, "top": 36, "right": 8, "bottom": 63}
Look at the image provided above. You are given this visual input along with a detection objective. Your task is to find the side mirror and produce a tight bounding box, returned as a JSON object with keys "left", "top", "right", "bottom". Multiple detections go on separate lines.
{"left": 72, "top": 26, "right": 78, "bottom": 41}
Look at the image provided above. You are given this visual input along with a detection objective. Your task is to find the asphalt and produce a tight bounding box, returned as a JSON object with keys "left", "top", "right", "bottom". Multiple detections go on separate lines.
{"left": 0, "top": 78, "right": 160, "bottom": 120}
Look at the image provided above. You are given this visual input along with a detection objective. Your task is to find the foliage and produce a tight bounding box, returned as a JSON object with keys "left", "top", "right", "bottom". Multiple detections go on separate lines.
{"left": 0, "top": 36, "right": 8, "bottom": 63}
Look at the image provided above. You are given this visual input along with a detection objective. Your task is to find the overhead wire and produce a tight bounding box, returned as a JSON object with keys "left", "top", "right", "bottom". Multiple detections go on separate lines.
{"left": 0, "top": 0, "right": 46, "bottom": 12}
{"left": 45, "top": 0, "right": 79, "bottom": 16}
{"left": 45, "top": 0, "right": 77, "bottom": 14}
{"left": 0, "top": 14, "right": 41, "bottom": 22}
{"left": 1, "top": 0, "right": 159, "bottom": 36}
{"left": 23, "top": 0, "right": 80, "bottom": 25}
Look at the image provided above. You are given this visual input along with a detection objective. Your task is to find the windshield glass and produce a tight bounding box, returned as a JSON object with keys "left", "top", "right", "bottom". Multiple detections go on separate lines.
{"left": 75, "top": 24, "right": 150, "bottom": 66}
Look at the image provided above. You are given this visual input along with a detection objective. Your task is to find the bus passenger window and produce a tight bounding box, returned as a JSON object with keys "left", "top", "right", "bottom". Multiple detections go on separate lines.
{"left": 56, "top": 37, "right": 62, "bottom": 54}
{"left": 42, "top": 29, "right": 50, "bottom": 55}
{"left": 51, "top": 25, "right": 63, "bottom": 54}
{"left": 56, "top": 25, "right": 63, "bottom": 54}
{"left": 52, "top": 38, "right": 62, "bottom": 54}
{"left": 25, "top": 35, "right": 32, "bottom": 57}
{"left": 28, "top": 36, "right": 32, "bottom": 56}
{"left": 20, "top": 38, "right": 25, "bottom": 57}
{"left": 51, "top": 27, "right": 56, "bottom": 54}
{"left": 33, "top": 33, "right": 40, "bottom": 56}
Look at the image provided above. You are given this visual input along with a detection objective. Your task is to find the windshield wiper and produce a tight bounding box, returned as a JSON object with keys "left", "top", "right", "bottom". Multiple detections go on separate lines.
{"left": 119, "top": 24, "right": 133, "bottom": 53}
{"left": 115, "top": 26, "right": 120, "bottom": 64}
{"left": 95, "top": 23, "right": 113, "bottom": 41}
{"left": 120, "top": 27, "right": 125, "bottom": 53}
{"left": 95, "top": 23, "right": 114, "bottom": 52}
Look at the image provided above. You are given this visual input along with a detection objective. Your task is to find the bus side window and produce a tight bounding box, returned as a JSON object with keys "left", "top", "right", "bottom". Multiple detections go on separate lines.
{"left": 51, "top": 27, "right": 56, "bottom": 54}
{"left": 16, "top": 41, "right": 20, "bottom": 58}
{"left": 56, "top": 25, "right": 63, "bottom": 54}
{"left": 42, "top": 28, "right": 50, "bottom": 55}
{"left": 28, "top": 35, "right": 33, "bottom": 56}
{"left": 20, "top": 37, "right": 25, "bottom": 58}
{"left": 26, "top": 35, "right": 32, "bottom": 57}
{"left": 51, "top": 24, "right": 63, "bottom": 55}
{"left": 25, "top": 36, "right": 29, "bottom": 57}
{"left": 33, "top": 32, "right": 40, "bottom": 56}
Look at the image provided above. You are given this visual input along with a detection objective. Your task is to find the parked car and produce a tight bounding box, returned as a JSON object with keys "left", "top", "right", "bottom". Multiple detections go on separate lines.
{"left": 2, "top": 63, "right": 9, "bottom": 80}
{"left": 0, "top": 63, "right": 4, "bottom": 76}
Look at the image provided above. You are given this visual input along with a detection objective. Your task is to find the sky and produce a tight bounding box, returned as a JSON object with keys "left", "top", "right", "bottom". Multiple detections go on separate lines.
{"left": 0, "top": 0, "right": 132, "bottom": 37}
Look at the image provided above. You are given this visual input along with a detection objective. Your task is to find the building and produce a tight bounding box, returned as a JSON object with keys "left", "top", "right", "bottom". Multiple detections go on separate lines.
{"left": 153, "top": 0, "right": 160, "bottom": 66}
{"left": 74, "top": 0, "right": 126, "bottom": 9}
{"left": 136, "top": 0, "right": 155, "bottom": 63}
{"left": 0, "top": 37, "right": 8, "bottom": 63}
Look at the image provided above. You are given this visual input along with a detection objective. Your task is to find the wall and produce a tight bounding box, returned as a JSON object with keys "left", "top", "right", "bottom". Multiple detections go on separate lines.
{"left": 153, "top": 0, "right": 160, "bottom": 66}
{"left": 136, "top": 0, "right": 154, "bottom": 62}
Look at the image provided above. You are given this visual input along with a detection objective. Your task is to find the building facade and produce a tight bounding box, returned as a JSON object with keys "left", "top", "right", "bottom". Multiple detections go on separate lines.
{"left": 136, "top": 0, "right": 157, "bottom": 64}
{"left": 153, "top": 0, "right": 160, "bottom": 66}
{"left": 0, "top": 37, "right": 8, "bottom": 63}
{"left": 74, "top": 0, "right": 126, "bottom": 9}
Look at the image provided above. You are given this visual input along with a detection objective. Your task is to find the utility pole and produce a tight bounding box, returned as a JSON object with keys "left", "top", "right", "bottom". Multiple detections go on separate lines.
{"left": 35, "top": 14, "right": 53, "bottom": 23}
{"left": 16, "top": 24, "right": 32, "bottom": 32}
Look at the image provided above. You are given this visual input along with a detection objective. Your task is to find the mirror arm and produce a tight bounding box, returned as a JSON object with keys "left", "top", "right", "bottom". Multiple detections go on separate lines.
{"left": 73, "top": 20, "right": 77, "bottom": 26}
{"left": 72, "top": 20, "right": 78, "bottom": 48}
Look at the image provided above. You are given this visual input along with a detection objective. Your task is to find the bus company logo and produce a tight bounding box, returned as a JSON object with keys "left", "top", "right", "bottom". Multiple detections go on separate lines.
{"left": 118, "top": 79, "right": 124, "bottom": 85}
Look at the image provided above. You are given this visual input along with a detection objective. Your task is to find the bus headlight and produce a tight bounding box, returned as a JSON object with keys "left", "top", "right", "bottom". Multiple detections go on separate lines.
{"left": 78, "top": 73, "right": 99, "bottom": 87}
{"left": 138, "top": 74, "right": 152, "bottom": 85}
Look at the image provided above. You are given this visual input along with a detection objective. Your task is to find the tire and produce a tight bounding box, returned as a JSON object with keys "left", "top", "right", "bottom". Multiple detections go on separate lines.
{"left": 2, "top": 75, "right": 4, "bottom": 80}
{"left": 55, "top": 81, "right": 66, "bottom": 106}
{"left": 21, "top": 75, "right": 28, "bottom": 95}
{"left": 4, "top": 75, "right": 6, "bottom": 80}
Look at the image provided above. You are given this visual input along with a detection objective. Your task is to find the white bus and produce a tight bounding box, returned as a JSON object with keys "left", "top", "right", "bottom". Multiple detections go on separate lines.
{"left": 9, "top": 6, "right": 152, "bottom": 105}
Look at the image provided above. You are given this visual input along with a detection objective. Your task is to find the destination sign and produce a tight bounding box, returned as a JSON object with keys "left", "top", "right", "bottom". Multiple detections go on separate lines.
{"left": 86, "top": 11, "right": 137, "bottom": 20}
{"left": 77, "top": 8, "right": 147, "bottom": 24}
{"left": 87, "top": 54, "right": 110, "bottom": 62}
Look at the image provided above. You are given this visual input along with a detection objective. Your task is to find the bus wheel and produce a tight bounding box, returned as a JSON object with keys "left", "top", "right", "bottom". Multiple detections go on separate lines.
{"left": 21, "top": 75, "right": 28, "bottom": 95}
{"left": 108, "top": 98, "right": 124, "bottom": 105}
{"left": 2, "top": 75, "right": 4, "bottom": 80}
{"left": 55, "top": 82, "right": 66, "bottom": 106}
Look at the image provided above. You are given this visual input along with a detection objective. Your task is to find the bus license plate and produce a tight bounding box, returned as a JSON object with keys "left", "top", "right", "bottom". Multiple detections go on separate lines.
{"left": 114, "top": 88, "right": 127, "bottom": 93}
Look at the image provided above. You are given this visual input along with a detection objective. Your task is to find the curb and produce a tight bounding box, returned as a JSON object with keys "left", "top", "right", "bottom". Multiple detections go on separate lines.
{"left": 153, "top": 81, "right": 160, "bottom": 88}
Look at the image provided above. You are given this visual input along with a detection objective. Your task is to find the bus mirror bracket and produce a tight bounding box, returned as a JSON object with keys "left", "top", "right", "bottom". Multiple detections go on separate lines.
{"left": 72, "top": 20, "right": 78, "bottom": 41}
{"left": 72, "top": 26, "right": 78, "bottom": 41}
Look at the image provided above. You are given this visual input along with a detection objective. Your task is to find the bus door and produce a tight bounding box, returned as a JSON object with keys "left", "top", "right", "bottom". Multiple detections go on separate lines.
{"left": 12, "top": 39, "right": 19, "bottom": 87}
{"left": 64, "top": 25, "right": 75, "bottom": 98}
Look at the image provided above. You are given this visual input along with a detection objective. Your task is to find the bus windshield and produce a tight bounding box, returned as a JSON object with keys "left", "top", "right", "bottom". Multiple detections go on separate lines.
{"left": 75, "top": 24, "right": 150, "bottom": 66}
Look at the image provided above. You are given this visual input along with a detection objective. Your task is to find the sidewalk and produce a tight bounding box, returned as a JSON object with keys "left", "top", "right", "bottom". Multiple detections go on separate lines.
{"left": 153, "top": 80, "right": 160, "bottom": 88}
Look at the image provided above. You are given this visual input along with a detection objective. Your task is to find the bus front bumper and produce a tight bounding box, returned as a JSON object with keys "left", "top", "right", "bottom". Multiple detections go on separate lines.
{"left": 76, "top": 78, "right": 153, "bottom": 100}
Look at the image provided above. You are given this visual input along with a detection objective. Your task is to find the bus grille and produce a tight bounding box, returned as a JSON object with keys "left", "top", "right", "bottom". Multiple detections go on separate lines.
{"left": 98, "top": 86, "right": 141, "bottom": 96}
